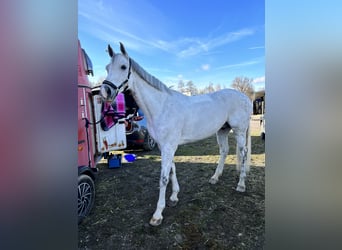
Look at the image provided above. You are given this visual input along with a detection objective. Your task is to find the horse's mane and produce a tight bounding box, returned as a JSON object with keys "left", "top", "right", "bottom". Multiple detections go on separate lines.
{"left": 130, "top": 58, "right": 172, "bottom": 94}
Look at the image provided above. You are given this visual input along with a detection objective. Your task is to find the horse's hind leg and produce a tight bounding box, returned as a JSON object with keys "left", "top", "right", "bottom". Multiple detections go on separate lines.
{"left": 209, "top": 127, "right": 230, "bottom": 184}
{"left": 235, "top": 129, "right": 248, "bottom": 192}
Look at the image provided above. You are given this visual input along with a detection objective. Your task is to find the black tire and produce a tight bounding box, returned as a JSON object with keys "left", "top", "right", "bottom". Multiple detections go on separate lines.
{"left": 143, "top": 133, "right": 156, "bottom": 151}
{"left": 78, "top": 174, "right": 95, "bottom": 224}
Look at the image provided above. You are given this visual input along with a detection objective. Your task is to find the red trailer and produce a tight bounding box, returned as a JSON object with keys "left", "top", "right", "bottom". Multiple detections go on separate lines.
{"left": 78, "top": 40, "right": 127, "bottom": 223}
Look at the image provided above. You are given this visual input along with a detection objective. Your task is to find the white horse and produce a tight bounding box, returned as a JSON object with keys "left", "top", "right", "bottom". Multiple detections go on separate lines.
{"left": 100, "top": 43, "right": 253, "bottom": 226}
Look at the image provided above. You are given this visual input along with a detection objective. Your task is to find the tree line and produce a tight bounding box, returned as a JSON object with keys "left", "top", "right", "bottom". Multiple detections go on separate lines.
{"left": 92, "top": 76, "right": 256, "bottom": 100}
{"left": 177, "top": 76, "right": 255, "bottom": 100}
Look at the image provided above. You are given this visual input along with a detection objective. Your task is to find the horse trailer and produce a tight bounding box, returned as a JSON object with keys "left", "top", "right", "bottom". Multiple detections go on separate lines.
{"left": 78, "top": 40, "right": 127, "bottom": 223}
{"left": 253, "top": 90, "right": 265, "bottom": 140}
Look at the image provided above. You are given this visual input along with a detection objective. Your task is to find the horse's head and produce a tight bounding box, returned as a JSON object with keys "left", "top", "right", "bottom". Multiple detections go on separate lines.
{"left": 100, "top": 42, "right": 131, "bottom": 102}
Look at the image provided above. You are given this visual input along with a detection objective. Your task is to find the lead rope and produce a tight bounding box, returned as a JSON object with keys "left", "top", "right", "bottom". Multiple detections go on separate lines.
{"left": 82, "top": 114, "right": 106, "bottom": 167}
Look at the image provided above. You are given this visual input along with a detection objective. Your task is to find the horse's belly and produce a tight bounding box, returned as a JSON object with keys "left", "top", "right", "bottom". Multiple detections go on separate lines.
{"left": 179, "top": 120, "right": 224, "bottom": 144}
{"left": 178, "top": 134, "right": 213, "bottom": 145}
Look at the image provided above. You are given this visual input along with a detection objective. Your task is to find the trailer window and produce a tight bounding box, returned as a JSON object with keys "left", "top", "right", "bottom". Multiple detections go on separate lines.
{"left": 82, "top": 49, "right": 94, "bottom": 76}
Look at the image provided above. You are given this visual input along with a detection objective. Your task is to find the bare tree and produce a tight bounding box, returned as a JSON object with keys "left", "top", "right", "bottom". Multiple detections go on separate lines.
{"left": 186, "top": 81, "right": 198, "bottom": 96}
{"left": 177, "top": 80, "right": 185, "bottom": 93}
{"left": 198, "top": 82, "right": 215, "bottom": 94}
{"left": 207, "top": 82, "right": 215, "bottom": 93}
{"left": 231, "top": 76, "right": 254, "bottom": 100}
{"left": 215, "top": 83, "right": 222, "bottom": 92}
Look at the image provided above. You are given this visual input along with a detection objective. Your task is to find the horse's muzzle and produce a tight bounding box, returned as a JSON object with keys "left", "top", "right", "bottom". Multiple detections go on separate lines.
{"left": 100, "top": 84, "right": 108, "bottom": 99}
{"left": 101, "top": 80, "right": 120, "bottom": 102}
{"left": 100, "top": 84, "right": 112, "bottom": 101}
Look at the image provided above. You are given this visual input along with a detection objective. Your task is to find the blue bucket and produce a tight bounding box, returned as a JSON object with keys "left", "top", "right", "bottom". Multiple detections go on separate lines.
{"left": 124, "top": 154, "right": 136, "bottom": 162}
{"left": 108, "top": 154, "right": 122, "bottom": 168}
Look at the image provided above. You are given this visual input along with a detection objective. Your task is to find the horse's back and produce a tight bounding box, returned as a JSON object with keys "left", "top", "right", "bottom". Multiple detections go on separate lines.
{"left": 214, "top": 88, "right": 251, "bottom": 103}
{"left": 179, "top": 88, "right": 252, "bottom": 123}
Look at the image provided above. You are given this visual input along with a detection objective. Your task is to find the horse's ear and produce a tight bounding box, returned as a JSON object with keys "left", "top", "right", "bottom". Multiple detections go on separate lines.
{"left": 119, "top": 42, "right": 128, "bottom": 57}
{"left": 108, "top": 44, "right": 114, "bottom": 57}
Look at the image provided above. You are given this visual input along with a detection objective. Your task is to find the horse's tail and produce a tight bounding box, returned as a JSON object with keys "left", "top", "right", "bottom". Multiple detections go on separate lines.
{"left": 246, "top": 124, "right": 251, "bottom": 172}
{"left": 236, "top": 124, "right": 251, "bottom": 172}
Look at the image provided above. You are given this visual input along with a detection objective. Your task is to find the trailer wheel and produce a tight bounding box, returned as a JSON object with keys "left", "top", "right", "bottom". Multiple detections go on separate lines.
{"left": 78, "top": 174, "right": 95, "bottom": 224}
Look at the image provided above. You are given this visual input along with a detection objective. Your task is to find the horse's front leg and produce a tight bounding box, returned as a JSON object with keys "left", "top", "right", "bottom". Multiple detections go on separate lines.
{"left": 149, "top": 145, "right": 176, "bottom": 226}
{"left": 168, "top": 162, "right": 180, "bottom": 207}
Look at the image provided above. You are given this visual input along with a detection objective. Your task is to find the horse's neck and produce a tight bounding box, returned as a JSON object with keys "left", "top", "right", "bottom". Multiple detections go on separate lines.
{"left": 129, "top": 73, "right": 168, "bottom": 120}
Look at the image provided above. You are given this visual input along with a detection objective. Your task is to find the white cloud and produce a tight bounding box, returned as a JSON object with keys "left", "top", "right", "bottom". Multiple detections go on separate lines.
{"left": 78, "top": 0, "right": 167, "bottom": 51}
{"left": 201, "top": 64, "right": 210, "bottom": 71}
{"left": 79, "top": 1, "right": 256, "bottom": 59}
{"left": 176, "top": 28, "right": 255, "bottom": 58}
{"left": 252, "top": 76, "right": 265, "bottom": 83}
{"left": 216, "top": 60, "right": 260, "bottom": 70}
{"left": 248, "top": 46, "right": 264, "bottom": 50}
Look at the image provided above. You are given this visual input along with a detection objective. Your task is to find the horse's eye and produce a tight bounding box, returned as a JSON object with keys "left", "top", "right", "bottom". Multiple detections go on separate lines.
{"left": 121, "top": 65, "right": 127, "bottom": 70}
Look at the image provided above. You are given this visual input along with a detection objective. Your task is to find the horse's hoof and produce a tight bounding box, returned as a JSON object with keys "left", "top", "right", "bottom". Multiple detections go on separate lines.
{"left": 167, "top": 199, "right": 178, "bottom": 207}
{"left": 209, "top": 177, "right": 218, "bottom": 184}
{"left": 149, "top": 217, "right": 163, "bottom": 226}
{"left": 236, "top": 185, "right": 245, "bottom": 192}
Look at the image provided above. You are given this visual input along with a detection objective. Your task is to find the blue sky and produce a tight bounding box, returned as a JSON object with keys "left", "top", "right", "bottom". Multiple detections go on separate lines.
{"left": 78, "top": 0, "right": 265, "bottom": 91}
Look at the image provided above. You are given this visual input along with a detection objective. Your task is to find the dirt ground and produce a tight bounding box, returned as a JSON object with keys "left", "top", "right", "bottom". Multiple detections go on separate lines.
{"left": 79, "top": 121, "right": 265, "bottom": 249}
